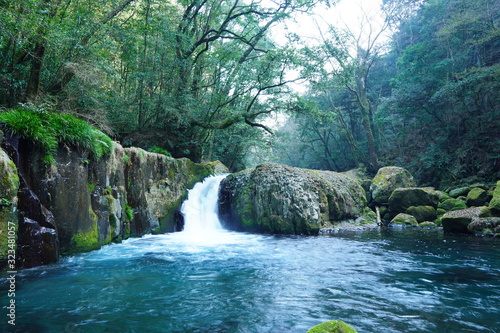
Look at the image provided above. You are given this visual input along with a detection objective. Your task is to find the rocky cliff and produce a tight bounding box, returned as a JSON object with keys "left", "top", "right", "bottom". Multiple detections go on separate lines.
{"left": 0, "top": 134, "right": 221, "bottom": 269}
{"left": 219, "top": 163, "right": 371, "bottom": 235}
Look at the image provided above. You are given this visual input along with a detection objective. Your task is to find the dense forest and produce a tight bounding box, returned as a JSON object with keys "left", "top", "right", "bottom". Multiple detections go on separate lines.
{"left": 1, "top": 0, "right": 499, "bottom": 187}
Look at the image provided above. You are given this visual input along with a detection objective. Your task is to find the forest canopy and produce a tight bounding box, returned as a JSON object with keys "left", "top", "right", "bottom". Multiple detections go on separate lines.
{"left": 1, "top": 0, "right": 499, "bottom": 187}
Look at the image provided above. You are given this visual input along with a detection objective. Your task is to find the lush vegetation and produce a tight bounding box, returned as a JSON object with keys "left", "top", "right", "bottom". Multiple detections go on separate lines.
{"left": 0, "top": 104, "right": 113, "bottom": 164}
{"left": 0, "top": 0, "right": 498, "bottom": 187}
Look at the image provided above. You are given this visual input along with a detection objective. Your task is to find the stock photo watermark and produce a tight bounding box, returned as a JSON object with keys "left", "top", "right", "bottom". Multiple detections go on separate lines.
{"left": 5, "top": 221, "right": 17, "bottom": 326}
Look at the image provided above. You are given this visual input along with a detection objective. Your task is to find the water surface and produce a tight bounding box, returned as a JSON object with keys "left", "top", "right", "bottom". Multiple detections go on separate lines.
{"left": 2, "top": 228, "right": 499, "bottom": 332}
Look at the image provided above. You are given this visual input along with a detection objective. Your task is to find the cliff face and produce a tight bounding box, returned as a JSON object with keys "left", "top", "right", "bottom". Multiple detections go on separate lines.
{"left": 219, "top": 163, "right": 369, "bottom": 235}
{"left": 0, "top": 135, "right": 218, "bottom": 269}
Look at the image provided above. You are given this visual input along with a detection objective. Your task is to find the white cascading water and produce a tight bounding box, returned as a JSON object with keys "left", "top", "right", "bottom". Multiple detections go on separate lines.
{"left": 180, "top": 174, "right": 228, "bottom": 234}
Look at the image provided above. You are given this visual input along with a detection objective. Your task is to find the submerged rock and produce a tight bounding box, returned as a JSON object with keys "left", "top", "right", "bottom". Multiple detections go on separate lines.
{"left": 307, "top": 320, "right": 358, "bottom": 333}
{"left": 219, "top": 163, "right": 369, "bottom": 235}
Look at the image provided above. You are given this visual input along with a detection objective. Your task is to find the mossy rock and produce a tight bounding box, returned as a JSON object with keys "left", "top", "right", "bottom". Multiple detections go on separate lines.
{"left": 449, "top": 186, "right": 470, "bottom": 198}
{"left": 436, "top": 208, "right": 447, "bottom": 216}
{"left": 307, "top": 320, "right": 358, "bottom": 333}
{"left": 466, "top": 188, "right": 490, "bottom": 207}
{"left": 438, "top": 198, "right": 467, "bottom": 212}
{"left": 388, "top": 188, "right": 439, "bottom": 214}
{"left": 441, "top": 207, "right": 483, "bottom": 234}
{"left": 488, "top": 181, "right": 500, "bottom": 216}
{"left": 391, "top": 213, "right": 418, "bottom": 226}
{"left": 370, "top": 166, "right": 415, "bottom": 205}
{"left": 435, "top": 190, "right": 451, "bottom": 202}
{"left": 406, "top": 205, "right": 437, "bottom": 222}
{"left": 419, "top": 221, "right": 437, "bottom": 228}
{"left": 468, "top": 217, "right": 500, "bottom": 235}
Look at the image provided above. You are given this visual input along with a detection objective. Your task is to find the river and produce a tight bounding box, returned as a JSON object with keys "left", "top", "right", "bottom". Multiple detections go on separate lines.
{"left": 1, "top": 176, "right": 499, "bottom": 332}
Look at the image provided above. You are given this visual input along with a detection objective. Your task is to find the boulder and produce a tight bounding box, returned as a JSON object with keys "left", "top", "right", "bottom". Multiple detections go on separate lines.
{"left": 388, "top": 188, "right": 439, "bottom": 214}
{"left": 441, "top": 207, "right": 483, "bottom": 234}
{"left": 466, "top": 188, "right": 490, "bottom": 207}
{"left": 468, "top": 217, "right": 500, "bottom": 235}
{"left": 488, "top": 181, "right": 500, "bottom": 216}
{"left": 438, "top": 198, "right": 467, "bottom": 212}
{"left": 449, "top": 187, "right": 470, "bottom": 198}
{"left": 370, "top": 166, "right": 415, "bottom": 205}
{"left": 406, "top": 206, "right": 437, "bottom": 222}
{"left": 391, "top": 213, "right": 418, "bottom": 226}
{"left": 307, "top": 320, "right": 358, "bottom": 333}
{"left": 219, "top": 163, "right": 368, "bottom": 235}
{"left": 0, "top": 149, "right": 20, "bottom": 263}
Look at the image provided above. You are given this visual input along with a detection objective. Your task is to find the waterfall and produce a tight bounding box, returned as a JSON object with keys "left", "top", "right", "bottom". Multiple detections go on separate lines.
{"left": 180, "top": 174, "right": 227, "bottom": 233}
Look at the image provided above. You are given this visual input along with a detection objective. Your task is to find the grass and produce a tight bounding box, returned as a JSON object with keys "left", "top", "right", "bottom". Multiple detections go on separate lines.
{"left": 0, "top": 105, "right": 113, "bottom": 164}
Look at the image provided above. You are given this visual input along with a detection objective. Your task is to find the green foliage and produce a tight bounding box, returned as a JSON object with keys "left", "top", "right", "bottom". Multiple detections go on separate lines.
{"left": 148, "top": 146, "right": 172, "bottom": 157}
{"left": 0, "top": 105, "right": 113, "bottom": 164}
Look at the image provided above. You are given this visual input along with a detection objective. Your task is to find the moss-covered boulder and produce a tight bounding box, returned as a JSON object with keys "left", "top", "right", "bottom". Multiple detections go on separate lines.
{"left": 391, "top": 213, "right": 418, "bottom": 226}
{"left": 307, "top": 320, "right": 358, "bottom": 333}
{"left": 488, "top": 181, "right": 500, "bottom": 216}
{"left": 406, "top": 205, "right": 437, "bottom": 222}
{"left": 466, "top": 187, "right": 490, "bottom": 207}
{"left": 419, "top": 221, "right": 437, "bottom": 228}
{"left": 441, "top": 207, "right": 484, "bottom": 234}
{"left": 449, "top": 186, "right": 471, "bottom": 198}
{"left": 438, "top": 198, "right": 467, "bottom": 212}
{"left": 370, "top": 166, "right": 415, "bottom": 205}
{"left": 219, "top": 163, "right": 368, "bottom": 234}
{"left": 388, "top": 188, "right": 439, "bottom": 215}
{"left": 0, "top": 149, "right": 20, "bottom": 263}
{"left": 468, "top": 217, "right": 500, "bottom": 235}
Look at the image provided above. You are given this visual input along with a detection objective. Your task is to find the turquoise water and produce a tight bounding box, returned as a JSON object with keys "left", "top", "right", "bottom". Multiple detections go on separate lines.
{"left": 2, "top": 228, "right": 499, "bottom": 332}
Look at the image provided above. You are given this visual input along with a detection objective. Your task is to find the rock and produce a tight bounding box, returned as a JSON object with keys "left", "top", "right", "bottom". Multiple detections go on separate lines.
{"left": 206, "top": 160, "right": 230, "bottom": 174}
{"left": 391, "top": 213, "right": 418, "bottom": 226}
{"left": 438, "top": 198, "right": 467, "bottom": 212}
{"left": 435, "top": 190, "right": 451, "bottom": 202}
{"left": 1, "top": 133, "right": 216, "bottom": 266}
{"left": 307, "top": 320, "right": 358, "bottom": 333}
{"left": 488, "top": 181, "right": 500, "bottom": 216}
{"left": 441, "top": 207, "right": 483, "bottom": 234}
{"left": 16, "top": 217, "right": 59, "bottom": 268}
{"left": 466, "top": 188, "right": 490, "bottom": 207}
{"left": 468, "top": 217, "right": 500, "bottom": 235}
{"left": 0, "top": 149, "right": 19, "bottom": 263}
{"left": 370, "top": 166, "right": 415, "bottom": 205}
{"left": 406, "top": 206, "right": 437, "bottom": 222}
{"left": 219, "top": 163, "right": 368, "bottom": 235}
{"left": 388, "top": 188, "right": 439, "bottom": 214}
{"left": 419, "top": 221, "right": 437, "bottom": 228}
{"left": 449, "top": 186, "right": 470, "bottom": 198}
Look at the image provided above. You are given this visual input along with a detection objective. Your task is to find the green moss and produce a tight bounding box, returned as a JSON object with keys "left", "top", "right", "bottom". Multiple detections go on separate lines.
{"left": 123, "top": 153, "right": 130, "bottom": 164}
{"left": 70, "top": 207, "right": 100, "bottom": 253}
{"left": 419, "top": 221, "right": 437, "bottom": 228}
{"left": 124, "top": 205, "right": 134, "bottom": 222}
{"left": 88, "top": 183, "right": 95, "bottom": 192}
{"left": 0, "top": 106, "right": 113, "bottom": 165}
{"left": 307, "top": 320, "right": 358, "bottom": 333}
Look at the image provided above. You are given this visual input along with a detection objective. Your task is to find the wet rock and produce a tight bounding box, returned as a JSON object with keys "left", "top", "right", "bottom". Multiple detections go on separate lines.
{"left": 219, "top": 163, "right": 368, "bottom": 235}
{"left": 16, "top": 217, "right": 58, "bottom": 268}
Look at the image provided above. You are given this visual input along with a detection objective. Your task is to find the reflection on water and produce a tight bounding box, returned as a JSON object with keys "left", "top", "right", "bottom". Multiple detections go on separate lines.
{"left": 1, "top": 228, "right": 499, "bottom": 333}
